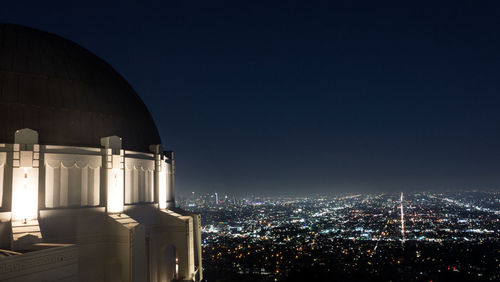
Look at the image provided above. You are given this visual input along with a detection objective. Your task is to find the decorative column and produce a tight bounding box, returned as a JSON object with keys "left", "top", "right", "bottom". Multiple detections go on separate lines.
{"left": 165, "top": 151, "right": 175, "bottom": 209}
{"left": 158, "top": 156, "right": 168, "bottom": 209}
{"left": 150, "top": 144, "right": 165, "bottom": 209}
{"left": 101, "top": 136, "right": 124, "bottom": 213}
{"left": 11, "top": 129, "right": 39, "bottom": 222}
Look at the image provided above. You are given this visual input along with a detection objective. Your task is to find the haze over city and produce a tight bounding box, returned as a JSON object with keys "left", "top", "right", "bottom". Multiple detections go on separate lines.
{"left": 3, "top": 1, "right": 500, "bottom": 196}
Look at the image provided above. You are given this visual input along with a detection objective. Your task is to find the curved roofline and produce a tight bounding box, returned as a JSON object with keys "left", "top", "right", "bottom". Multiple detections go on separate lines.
{"left": 0, "top": 23, "right": 163, "bottom": 152}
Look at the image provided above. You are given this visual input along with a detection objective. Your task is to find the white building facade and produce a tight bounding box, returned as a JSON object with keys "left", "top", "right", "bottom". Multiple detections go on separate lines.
{"left": 0, "top": 23, "right": 202, "bottom": 282}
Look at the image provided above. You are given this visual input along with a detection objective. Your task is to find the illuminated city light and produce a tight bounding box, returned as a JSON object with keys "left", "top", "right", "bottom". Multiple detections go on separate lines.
{"left": 400, "top": 192, "right": 405, "bottom": 244}
{"left": 185, "top": 191, "right": 499, "bottom": 280}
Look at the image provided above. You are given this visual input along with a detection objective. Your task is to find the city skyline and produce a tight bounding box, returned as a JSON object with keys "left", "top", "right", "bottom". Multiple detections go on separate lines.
{"left": 181, "top": 190, "right": 499, "bottom": 281}
{"left": 3, "top": 1, "right": 500, "bottom": 195}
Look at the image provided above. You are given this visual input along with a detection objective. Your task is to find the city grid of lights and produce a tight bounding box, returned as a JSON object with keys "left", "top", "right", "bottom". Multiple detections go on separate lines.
{"left": 181, "top": 191, "right": 499, "bottom": 281}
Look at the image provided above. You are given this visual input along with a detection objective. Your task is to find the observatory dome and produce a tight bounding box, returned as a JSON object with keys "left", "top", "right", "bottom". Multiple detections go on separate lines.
{"left": 0, "top": 23, "right": 161, "bottom": 152}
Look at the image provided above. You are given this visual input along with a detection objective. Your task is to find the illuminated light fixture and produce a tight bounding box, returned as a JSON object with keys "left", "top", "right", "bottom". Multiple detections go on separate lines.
{"left": 175, "top": 257, "right": 179, "bottom": 279}
{"left": 107, "top": 167, "right": 124, "bottom": 213}
{"left": 11, "top": 167, "right": 38, "bottom": 221}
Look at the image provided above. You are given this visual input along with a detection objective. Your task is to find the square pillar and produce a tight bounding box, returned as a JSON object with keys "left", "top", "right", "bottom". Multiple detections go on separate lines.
{"left": 158, "top": 156, "right": 168, "bottom": 209}
{"left": 165, "top": 151, "right": 175, "bottom": 209}
{"left": 101, "top": 136, "right": 124, "bottom": 214}
{"left": 149, "top": 144, "right": 165, "bottom": 209}
{"left": 11, "top": 129, "right": 39, "bottom": 222}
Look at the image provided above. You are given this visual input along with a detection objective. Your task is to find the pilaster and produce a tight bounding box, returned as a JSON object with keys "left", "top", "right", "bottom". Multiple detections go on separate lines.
{"left": 165, "top": 151, "right": 175, "bottom": 209}
{"left": 101, "top": 136, "right": 125, "bottom": 214}
{"left": 11, "top": 129, "right": 39, "bottom": 222}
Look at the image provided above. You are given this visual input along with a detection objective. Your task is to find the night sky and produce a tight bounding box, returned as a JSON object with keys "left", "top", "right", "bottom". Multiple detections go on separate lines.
{"left": 3, "top": 1, "right": 500, "bottom": 195}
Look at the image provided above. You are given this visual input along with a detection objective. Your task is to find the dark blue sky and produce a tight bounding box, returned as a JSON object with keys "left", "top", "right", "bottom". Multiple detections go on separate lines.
{"left": 3, "top": 1, "right": 500, "bottom": 195}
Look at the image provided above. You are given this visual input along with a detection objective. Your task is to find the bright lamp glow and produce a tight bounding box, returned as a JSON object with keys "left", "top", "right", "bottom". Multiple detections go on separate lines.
{"left": 107, "top": 168, "right": 124, "bottom": 213}
{"left": 12, "top": 167, "right": 38, "bottom": 221}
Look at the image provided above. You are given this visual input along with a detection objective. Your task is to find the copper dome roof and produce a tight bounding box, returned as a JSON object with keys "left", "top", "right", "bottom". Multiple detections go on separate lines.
{"left": 0, "top": 23, "right": 161, "bottom": 152}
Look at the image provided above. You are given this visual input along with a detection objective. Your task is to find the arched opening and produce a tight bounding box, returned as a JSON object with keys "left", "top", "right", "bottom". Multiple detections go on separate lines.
{"left": 164, "top": 244, "right": 177, "bottom": 282}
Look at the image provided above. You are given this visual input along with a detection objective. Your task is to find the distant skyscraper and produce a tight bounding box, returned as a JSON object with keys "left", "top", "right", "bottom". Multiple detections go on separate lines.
{"left": 400, "top": 192, "right": 405, "bottom": 244}
{"left": 215, "top": 192, "right": 219, "bottom": 205}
